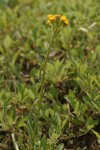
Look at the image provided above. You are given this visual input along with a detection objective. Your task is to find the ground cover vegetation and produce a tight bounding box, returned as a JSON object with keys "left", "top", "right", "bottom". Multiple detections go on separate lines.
{"left": 0, "top": 0, "right": 100, "bottom": 149}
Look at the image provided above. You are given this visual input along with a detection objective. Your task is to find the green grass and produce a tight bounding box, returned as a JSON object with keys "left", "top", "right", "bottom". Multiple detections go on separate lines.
{"left": 0, "top": 0, "right": 100, "bottom": 149}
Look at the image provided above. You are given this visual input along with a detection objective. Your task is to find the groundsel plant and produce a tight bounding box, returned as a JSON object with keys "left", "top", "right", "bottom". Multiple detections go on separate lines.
{"left": 39, "top": 14, "right": 68, "bottom": 103}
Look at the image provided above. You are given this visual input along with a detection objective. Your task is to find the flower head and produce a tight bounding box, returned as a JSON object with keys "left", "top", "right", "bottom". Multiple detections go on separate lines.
{"left": 63, "top": 20, "right": 68, "bottom": 25}
{"left": 60, "top": 16, "right": 67, "bottom": 21}
{"left": 54, "top": 14, "right": 61, "bottom": 19}
{"left": 60, "top": 16, "right": 68, "bottom": 25}
{"left": 46, "top": 14, "right": 68, "bottom": 33}
{"left": 48, "top": 14, "right": 56, "bottom": 21}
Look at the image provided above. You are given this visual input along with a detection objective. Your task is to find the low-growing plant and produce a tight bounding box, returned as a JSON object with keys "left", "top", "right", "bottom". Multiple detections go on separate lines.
{"left": 0, "top": 1, "right": 100, "bottom": 150}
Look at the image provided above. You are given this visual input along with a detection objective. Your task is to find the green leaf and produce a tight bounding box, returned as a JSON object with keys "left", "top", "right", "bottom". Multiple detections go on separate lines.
{"left": 40, "top": 135, "right": 47, "bottom": 150}
{"left": 91, "top": 129, "right": 100, "bottom": 144}
{"left": 56, "top": 113, "right": 61, "bottom": 127}
{"left": 27, "top": 121, "right": 35, "bottom": 146}
{"left": 18, "top": 117, "right": 27, "bottom": 128}
{"left": 56, "top": 144, "right": 64, "bottom": 150}
{"left": 18, "top": 134, "right": 26, "bottom": 150}
{"left": 50, "top": 85, "right": 58, "bottom": 98}
{"left": 74, "top": 101, "right": 79, "bottom": 115}
{"left": 28, "top": 89, "right": 35, "bottom": 100}
{"left": 3, "top": 100, "right": 8, "bottom": 122}
{"left": 12, "top": 50, "right": 21, "bottom": 65}
{"left": 3, "top": 35, "right": 11, "bottom": 49}
{"left": 62, "top": 119, "right": 67, "bottom": 128}
{"left": 45, "top": 108, "right": 54, "bottom": 118}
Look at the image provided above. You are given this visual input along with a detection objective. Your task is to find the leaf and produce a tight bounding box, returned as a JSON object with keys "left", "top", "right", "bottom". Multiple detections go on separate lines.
{"left": 74, "top": 101, "right": 79, "bottom": 115}
{"left": 12, "top": 106, "right": 16, "bottom": 121}
{"left": 3, "top": 100, "right": 8, "bottom": 122}
{"left": 62, "top": 119, "right": 67, "bottom": 128}
{"left": 27, "top": 121, "right": 35, "bottom": 146}
{"left": 56, "top": 144, "right": 64, "bottom": 150}
{"left": 12, "top": 50, "right": 21, "bottom": 65}
{"left": 50, "top": 85, "right": 58, "bottom": 98}
{"left": 45, "top": 108, "right": 54, "bottom": 118}
{"left": 11, "top": 133, "right": 19, "bottom": 150}
{"left": 3, "top": 35, "right": 11, "bottom": 49}
{"left": 18, "top": 117, "right": 27, "bottom": 128}
{"left": 28, "top": 89, "right": 35, "bottom": 100}
{"left": 64, "top": 90, "right": 77, "bottom": 109}
{"left": 91, "top": 101, "right": 100, "bottom": 112}
{"left": 87, "top": 124, "right": 94, "bottom": 131}
{"left": 40, "top": 135, "right": 47, "bottom": 150}
{"left": 56, "top": 113, "right": 61, "bottom": 127}
{"left": 91, "top": 129, "right": 100, "bottom": 144}
{"left": 88, "top": 22, "right": 96, "bottom": 29}
{"left": 79, "top": 27, "right": 88, "bottom": 33}
{"left": 18, "top": 134, "right": 26, "bottom": 150}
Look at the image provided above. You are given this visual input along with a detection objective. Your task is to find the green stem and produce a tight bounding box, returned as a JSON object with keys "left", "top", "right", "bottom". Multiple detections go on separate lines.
{"left": 39, "top": 32, "right": 55, "bottom": 102}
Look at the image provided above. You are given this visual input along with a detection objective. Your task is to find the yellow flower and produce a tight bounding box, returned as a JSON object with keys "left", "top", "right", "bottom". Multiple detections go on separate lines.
{"left": 49, "top": 16, "right": 55, "bottom": 21}
{"left": 48, "top": 14, "right": 53, "bottom": 18}
{"left": 63, "top": 20, "right": 68, "bottom": 25}
{"left": 48, "top": 14, "right": 55, "bottom": 21}
{"left": 54, "top": 14, "right": 61, "bottom": 18}
{"left": 60, "top": 15, "right": 68, "bottom": 25}
{"left": 46, "top": 14, "right": 69, "bottom": 30}
{"left": 60, "top": 16, "right": 67, "bottom": 21}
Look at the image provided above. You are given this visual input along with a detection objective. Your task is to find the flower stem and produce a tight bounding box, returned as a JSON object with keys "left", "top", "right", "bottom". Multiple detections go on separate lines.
{"left": 39, "top": 32, "right": 55, "bottom": 102}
